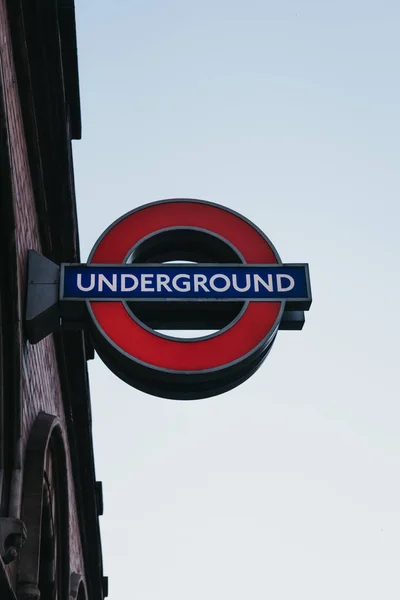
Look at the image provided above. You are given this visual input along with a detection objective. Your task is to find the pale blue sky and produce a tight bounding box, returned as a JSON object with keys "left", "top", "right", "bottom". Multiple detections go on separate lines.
{"left": 73, "top": 2, "right": 400, "bottom": 598}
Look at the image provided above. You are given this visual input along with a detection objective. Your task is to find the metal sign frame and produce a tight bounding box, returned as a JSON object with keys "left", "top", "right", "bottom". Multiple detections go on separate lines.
{"left": 25, "top": 199, "right": 312, "bottom": 400}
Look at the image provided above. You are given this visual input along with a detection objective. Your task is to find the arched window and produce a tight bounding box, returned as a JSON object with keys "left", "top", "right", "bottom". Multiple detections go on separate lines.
{"left": 18, "top": 413, "right": 70, "bottom": 600}
{"left": 70, "top": 574, "right": 87, "bottom": 600}
{"left": 77, "top": 581, "right": 88, "bottom": 600}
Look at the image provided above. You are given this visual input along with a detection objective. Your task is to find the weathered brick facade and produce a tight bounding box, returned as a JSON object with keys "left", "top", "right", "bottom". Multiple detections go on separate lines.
{"left": 0, "top": 1, "right": 105, "bottom": 598}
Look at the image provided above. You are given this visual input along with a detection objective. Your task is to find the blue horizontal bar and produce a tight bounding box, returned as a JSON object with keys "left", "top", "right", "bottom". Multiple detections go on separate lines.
{"left": 61, "top": 263, "right": 311, "bottom": 305}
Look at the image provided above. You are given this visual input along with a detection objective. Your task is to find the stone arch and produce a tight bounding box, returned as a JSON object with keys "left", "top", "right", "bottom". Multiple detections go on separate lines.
{"left": 69, "top": 572, "right": 87, "bottom": 600}
{"left": 17, "top": 412, "right": 70, "bottom": 600}
{"left": 77, "top": 580, "right": 88, "bottom": 600}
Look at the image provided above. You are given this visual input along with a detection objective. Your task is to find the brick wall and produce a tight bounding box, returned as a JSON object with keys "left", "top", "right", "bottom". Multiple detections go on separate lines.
{"left": 0, "top": 0, "right": 86, "bottom": 587}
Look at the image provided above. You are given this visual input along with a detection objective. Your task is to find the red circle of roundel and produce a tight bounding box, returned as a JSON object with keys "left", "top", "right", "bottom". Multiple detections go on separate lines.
{"left": 88, "top": 200, "right": 282, "bottom": 373}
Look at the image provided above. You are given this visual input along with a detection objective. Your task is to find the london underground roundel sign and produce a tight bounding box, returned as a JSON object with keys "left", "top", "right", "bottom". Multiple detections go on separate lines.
{"left": 60, "top": 199, "right": 312, "bottom": 399}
